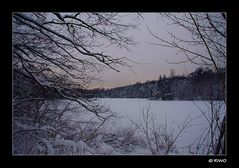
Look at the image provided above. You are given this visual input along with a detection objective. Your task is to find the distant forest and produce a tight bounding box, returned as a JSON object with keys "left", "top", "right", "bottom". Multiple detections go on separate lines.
{"left": 88, "top": 67, "right": 225, "bottom": 100}
{"left": 14, "top": 67, "right": 225, "bottom": 101}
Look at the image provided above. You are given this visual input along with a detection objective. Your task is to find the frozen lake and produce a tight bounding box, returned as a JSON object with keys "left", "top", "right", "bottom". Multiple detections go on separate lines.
{"left": 97, "top": 98, "right": 226, "bottom": 154}
{"left": 59, "top": 98, "right": 225, "bottom": 154}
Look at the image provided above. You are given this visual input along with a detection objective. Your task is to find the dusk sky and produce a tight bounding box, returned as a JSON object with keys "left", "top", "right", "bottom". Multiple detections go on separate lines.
{"left": 92, "top": 13, "right": 203, "bottom": 89}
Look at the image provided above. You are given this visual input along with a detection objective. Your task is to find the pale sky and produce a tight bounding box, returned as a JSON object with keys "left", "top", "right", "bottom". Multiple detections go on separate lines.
{"left": 91, "top": 13, "right": 204, "bottom": 89}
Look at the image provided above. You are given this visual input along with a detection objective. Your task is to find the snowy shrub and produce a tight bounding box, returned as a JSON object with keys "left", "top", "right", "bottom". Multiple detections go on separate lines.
{"left": 101, "top": 127, "right": 141, "bottom": 153}
{"left": 13, "top": 98, "right": 115, "bottom": 155}
{"left": 129, "top": 104, "right": 192, "bottom": 155}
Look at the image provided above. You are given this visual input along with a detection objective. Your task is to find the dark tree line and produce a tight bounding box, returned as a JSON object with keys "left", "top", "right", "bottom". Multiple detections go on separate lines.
{"left": 90, "top": 67, "right": 225, "bottom": 100}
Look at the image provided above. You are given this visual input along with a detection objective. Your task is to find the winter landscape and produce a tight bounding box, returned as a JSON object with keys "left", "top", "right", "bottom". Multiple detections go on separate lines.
{"left": 13, "top": 13, "right": 226, "bottom": 155}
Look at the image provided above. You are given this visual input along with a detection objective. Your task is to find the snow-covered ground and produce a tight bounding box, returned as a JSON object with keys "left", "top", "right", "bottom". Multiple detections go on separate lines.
{"left": 96, "top": 98, "right": 226, "bottom": 154}
{"left": 13, "top": 98, "right": 225, "bottom": 155}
